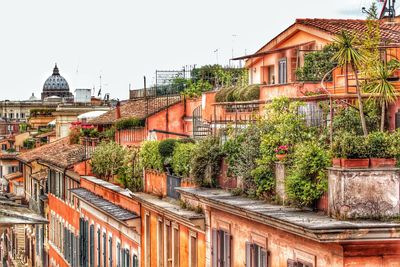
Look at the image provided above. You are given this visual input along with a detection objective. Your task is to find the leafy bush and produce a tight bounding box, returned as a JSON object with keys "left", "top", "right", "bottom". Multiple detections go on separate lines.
{"left": 191, "top": 137, "right": 223, "bottom": 187}
{"left": 69, "top": 128, "right": 80, "bottom": 144}
{"left": 295, "top": 44, "right": 338, "bottom": 81}
{"left": 332, "top": 132, "right": 368, "bottom": 158}
{"left": 171, "top": 142, "right": 195, "bottom": 177}
{"left": 100, "top": 127, "right": 116, "bottom": 141}
{"left": 139, "top": 141, "right": 163, "bottom": 172}
{"left": 181, "top": 80, "right": 213, "bottom": 98}
{"left": 115, "top": 117, "right": 145, "bottom": 130}
{"left": 91, "top": 142, "right": 127, "bottom": 181}
{"left": 215, "top": 85, "right": 260, "bottom": 103}
{"left": 332, "top": 102, "right": 379, "bottom": 135}
{"left": 117, "top": 147, "right": 142, "bottom": 192}
{"left": 23, "top": 139, "right": 36, "bottom": 149}
{"left": 286, "top": 141, "right": 331, "bottom": 207}
{"left": 366, "top": 131, "right": 393, "bottom": 158}
{"left": 159, "top": 139, "right": 178, "bottom": 158}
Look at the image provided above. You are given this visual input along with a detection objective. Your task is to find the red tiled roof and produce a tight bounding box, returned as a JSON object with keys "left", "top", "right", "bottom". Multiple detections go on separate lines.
{"left": 296, "top": 18, "right": 400, "bottom": 44}
{"left": 89, "top": 96, "right": 181, "bottom": 125}
{"left": 16, "top": 138, "right": 86, "bottom": 169}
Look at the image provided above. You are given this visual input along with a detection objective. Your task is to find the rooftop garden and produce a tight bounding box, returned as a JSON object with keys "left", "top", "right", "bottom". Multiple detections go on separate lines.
{"left": 29, "top": 108, "right": 56, "bottom": 117}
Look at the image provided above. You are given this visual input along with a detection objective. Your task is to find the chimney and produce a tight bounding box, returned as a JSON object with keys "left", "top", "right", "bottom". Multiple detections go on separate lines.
{"left": 116, "top": 101, "right": 121, "bottom": 119}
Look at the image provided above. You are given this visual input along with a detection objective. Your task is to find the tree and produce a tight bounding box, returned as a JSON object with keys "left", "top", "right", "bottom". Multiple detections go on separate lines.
{"left": 91, "top": 141, "right": 126, "bottom": 181}
{"left": 364, "top": 60, "right": 400, "bottom": 131}
{"left": 332, "top": 31, "right": 368, "bottom": 136}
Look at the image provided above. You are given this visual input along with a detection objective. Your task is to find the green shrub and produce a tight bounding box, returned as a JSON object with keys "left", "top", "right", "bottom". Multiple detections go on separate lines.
{"left": 181, "top": 80, "right": 213, "bottom": 98}
{"left": 91, "top": 142, "right": 126, "bottom": 181}
{"left": 332, "top": 132, "right": 368, "bottom": 158}
{"left": 191, "top": 137, "right": 223, "bottom": 187}
{"left": 115, "top": 117, "right": 145, "bottom": 130}
{"left": 366, "top": 132, "right": 392, "bottom": 158}
{"left": 139, "top": 141, "right": 163, "bottom": 172}
{"left": 117, "top": 147, "right": 142, "bottom": 192}
{"left": 171, "top": 142, "right": 195, "bottom": 177}
{"left": 100, "top": 127, "right": 116, "bottom": 141}
{"left": 23, "top": 139, "right": 36, "bottom": 149}
{"left": 158, "top": 139, "right": 178, "bottom": 158}
{"left": 215, "top": 85, "right": 260, "bottom": 103}
{"left": 286, "top": 141, "right": 331, "bottom": 207}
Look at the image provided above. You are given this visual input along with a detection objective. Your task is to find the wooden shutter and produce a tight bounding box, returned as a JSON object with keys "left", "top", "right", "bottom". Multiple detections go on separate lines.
{"left": 126, "top": 248, "right": 130, "bottom": 267}
{"left": 122, "top": 247, "right": 126, "bottom": 267}
{"left": 90, "top": 225, "right": 94, "bottom": 267}
{"left": 245, "top": 242, "right": 252, "bottom": 267}
{"left": 133, "top": 254, "right": 139, "bottom": 267}
{"left": 260, "top": 249, "right": 267, "bottom": 267}
{"left": 117, "top": 243, "right": 121, "bottom": 267}
{"left": 224, "top": 232, "right": 231, "bottom": 267}
{"left": 211, "top": 229, "right": 218, "bottom": 267}
{"left": 109, "top": 236, "right": 113, "bottom": 267}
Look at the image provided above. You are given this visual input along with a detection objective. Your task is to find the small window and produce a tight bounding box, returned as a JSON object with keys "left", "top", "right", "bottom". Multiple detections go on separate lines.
{"left": 212, "top": 228, "right": 231, "bottom": 267}
{"left": 246, "top": 242, "right": 267, "bottom": 267}
{"left": 189, "top": 232, "right": 197, "bottom": 267}
{"left": 278, "top": 58, "right": 287, "bottom": 84}
{"left": 103, "top": 232, "right": 107, "bottom": 267}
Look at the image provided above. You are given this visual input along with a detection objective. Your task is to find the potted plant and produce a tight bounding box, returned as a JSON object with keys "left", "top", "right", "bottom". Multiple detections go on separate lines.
{"left": 275, "top": 145, "right": 289, "bottom": 161}
{"left": 366, "top": 132, "right": 396, "bottom": 168}
{"left": 332, "top": 132, "right": 369, "bottom": 168}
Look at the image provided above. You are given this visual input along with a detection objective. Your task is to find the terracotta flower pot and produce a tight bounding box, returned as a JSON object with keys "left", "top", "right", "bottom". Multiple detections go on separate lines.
{"left": 341, "top": 158, "right": 369, "bottom": 169}
{"left": 370, "top": 158, "right": 396, "bottom": 168}
{"left": 332, "top": 158, "right": 342, "bottom": 167}
{"left": 276, "top": 154, "right": 287, "bottom": 161}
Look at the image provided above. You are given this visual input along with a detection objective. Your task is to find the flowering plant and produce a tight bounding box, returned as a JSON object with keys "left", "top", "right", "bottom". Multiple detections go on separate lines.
{"left": 275, "top": 145, "right": 289, "bottom": 155}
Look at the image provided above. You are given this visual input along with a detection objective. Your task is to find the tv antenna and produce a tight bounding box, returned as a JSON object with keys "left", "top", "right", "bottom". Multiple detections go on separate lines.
{"left": 379, "top": 0, "right": 396, "bottom": 19}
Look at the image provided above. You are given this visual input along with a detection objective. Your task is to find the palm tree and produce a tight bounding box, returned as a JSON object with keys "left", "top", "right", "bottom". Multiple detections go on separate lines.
{"left": 364, "top": 60, "right": 399, "bottom": 131}
{"left": 332, "top": 31, "right": 368, "bottom": 136}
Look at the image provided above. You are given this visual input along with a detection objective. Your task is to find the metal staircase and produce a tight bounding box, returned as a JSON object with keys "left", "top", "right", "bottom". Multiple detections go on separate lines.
{"left": 192, "top": 105, "right": 212, "bottom": 139}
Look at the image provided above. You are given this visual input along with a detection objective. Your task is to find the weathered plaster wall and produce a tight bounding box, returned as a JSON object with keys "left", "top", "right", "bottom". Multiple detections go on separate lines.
{"left": 328, "top": 168, "right": 400, "bottom": 219}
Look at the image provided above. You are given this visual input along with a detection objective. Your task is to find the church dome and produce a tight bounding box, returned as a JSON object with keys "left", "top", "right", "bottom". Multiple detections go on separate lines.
{"left": 43, "top": 64, "right": 69, "bottom": 91}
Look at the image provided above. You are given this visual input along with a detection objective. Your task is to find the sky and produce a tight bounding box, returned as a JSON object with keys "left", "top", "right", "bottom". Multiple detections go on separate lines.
{"left": 0, "top": 0, "right": 391, "bottom": 101}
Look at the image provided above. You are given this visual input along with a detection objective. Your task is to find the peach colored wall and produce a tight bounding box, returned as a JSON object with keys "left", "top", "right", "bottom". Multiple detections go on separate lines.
{"left": 48, "top": 194, "right": 80, "bottom": 230}
{"left": 147, "top": 101, "right": 186, "bottom": 140}
{"left": 260, "top": 82, "right": 321, "bottom": 101}
{"left": 116, "top": 128, "right": 146, "bottom": 146}
{"left": 49, "top": 245, "right": 69, "bottom": 267}
{"left": 141, "top": 207, "right": 206, "bottom": 267}
{"left": 73, "top": 160, "right": 92, "bottom": 176}
{"left": 343, "top": 243, "right": 400, "bottom": 266}
{"left": 202, "top": 92, "right": 217, "bottom": 122}
{"left": 144, "top": 169, "right": 167, "bottom": 197}
{"left": 209, "top": 208, "right": 344, "bottom": 266}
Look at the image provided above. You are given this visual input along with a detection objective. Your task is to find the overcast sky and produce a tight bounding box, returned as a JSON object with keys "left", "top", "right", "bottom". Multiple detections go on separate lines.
{"left": 0, "top": 0, "right": 390, "bottom": 100}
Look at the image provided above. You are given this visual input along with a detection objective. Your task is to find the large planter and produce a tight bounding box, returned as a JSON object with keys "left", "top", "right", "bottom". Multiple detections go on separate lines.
{"left": 341, "top": 158, "right": 369, "bottom": 169}
{"left": 332, "top": 158, "right": 341, "bottom": 168}
{"left": 370, "top": 158, "right": 396, "bottom": 168}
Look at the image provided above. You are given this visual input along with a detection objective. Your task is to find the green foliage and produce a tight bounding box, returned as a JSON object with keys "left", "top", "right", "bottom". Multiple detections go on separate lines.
{"left": 81, "top": 128, "right": 99, "bottom": 138}
{"left": 23, "top": 138, "right": 36, "bottom": 149}
{"left": 29, "top": 109, "right": 56, "bottom": 116}
{"left": 117, "top": 147, "right": 142, "bottom": 192}
{"left": 115, "top": 117, "right": 145, "bottom": 130}
{"left": 389, "top": 130, "right": 400, "bottom": 165}
{"left": 171, "top": 142, "right": 195, "bottom": 177}
{"left": 332, "top": 132, "right": 368, "bottom": 159}
{"left": 286, "top": 141, "right": 330, "bottom": 207}
{"left": 100, "top": 127, "right": 116, "bottom": 141}
{"left": 191, "top": 65, "right": 248, "bottom": 88}
{"left": 295, "top": 44, "right": 338, "bottom": 81}
{"left": 366, "top": 131, "right": 393, "bottom": 158}
{"left": 158, "top": 139, "right": 178, "bottom": 158}
{"left": 215, "top": 85, "right": 260, "bottom": 102}
{"left": 91, "top": 142, "right": 127, "bottom": 180}
{"left": 181, "top": 80, "right": 213, "bottom": 98}
{"left": 332, "top": 103, "right": 379, "bottom": 135}
{"left": 139, "top": 141, "right": 163, "bottom": 172}
{"left": 191, "top": 137, "right": 223, "bottom": 187}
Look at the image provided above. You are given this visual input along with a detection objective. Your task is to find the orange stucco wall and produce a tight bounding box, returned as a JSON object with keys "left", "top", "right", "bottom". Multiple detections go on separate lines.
{"left": 141, "top": 207, "right": 206, "bottom": 267}
{"left": 144, "top": 169, "right": 167, "bottom": 197}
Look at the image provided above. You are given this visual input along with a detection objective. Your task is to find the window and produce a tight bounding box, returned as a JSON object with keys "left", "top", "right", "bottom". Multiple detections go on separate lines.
{"left": 133, "top": 254, "right": 139, "bottom": 267}
{"left": 125, "top": 248, "right": 130, "bottom": 267}
{"left": 246, "top": 243, "right": 267, "bottom": 267}
{"left": 157, "top": 218, "right": 163, "bottom": 267}
{"left": 212, "top": 229, "right": 231, "bottom": 267}
{"left": 145, "top": 212, "right": 150, "bottom": 267}
{"left": 103, "top": 232, "right": 107, "bottom": 267}
{"left": 1, "top": 144, "right": 6, "bottom": 151}
{"left": 90, "top": 225, "right": 94, "bottom": 267}
{"left": 164, "top": 221, "right": 172, "bottom": 267}
{"left": 97, "top": 229, "right": 101, "bottom": 267}
{"left": 172, "top": 225, "right": 179, "bottom": 267}
{"left": 278, "top": 58, "right": 287, "bottom": 84}
{"left": 189, "top": 231, "right": 197, "bottom": 267}
{"left": 287, "top": 259, "right": 313, "bottom": 267}
{"left": 108, "top": 236, "right": 113, "bottom": 267}
{"left": 117, "top": 242, "right": 121, "bottom": 267}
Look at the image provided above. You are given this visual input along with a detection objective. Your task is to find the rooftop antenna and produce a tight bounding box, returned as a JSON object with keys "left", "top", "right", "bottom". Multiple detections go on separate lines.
{"left": 214, "top": 49, "right": 219, "bottom": 65}
{"left": 97, "top": 75, "right": 102, "bottom": 97}
{"left": 379, "top": 0, "right": 396, "bottom": 19}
